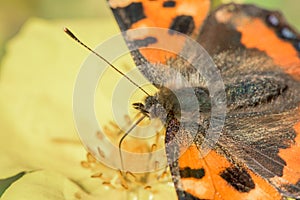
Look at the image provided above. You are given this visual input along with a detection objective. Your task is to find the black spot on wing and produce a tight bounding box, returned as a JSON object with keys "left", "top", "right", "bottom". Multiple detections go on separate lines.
{"left": 111, "top": 2, "right": 146, "bottom": 30}
{"left": 169, "top": 15, "right": 195, "bottom": 35}
{"left": 220, "top": 166, "right": 255, "bottom": 193}
{"left": 180, "top": 167, "right": 205, "bottom": 179}
{"left": 132, "top": 37, "right": 158, "bottom": 47}
{"left": 163, "top": 1, "right": 176, "bottom": 7}
{"left": 197, "top": 12, "right": 242, "bottom": 55}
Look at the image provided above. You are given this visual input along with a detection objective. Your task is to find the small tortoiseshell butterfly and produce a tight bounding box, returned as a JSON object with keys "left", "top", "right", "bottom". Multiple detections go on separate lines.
{"left": 82, "top": 0, "right": 300, "bottom": 199}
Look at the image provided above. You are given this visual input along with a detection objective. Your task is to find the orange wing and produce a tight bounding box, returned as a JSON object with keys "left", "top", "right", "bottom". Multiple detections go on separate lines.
{"left": 108, "top": 0, "right": 210, "bottom": 36}
{"left": 178, "top": 145, "right": 281, "bottom": 200}
{"left": 198, "top": 3, "right": 300, "bottom": 79}
{"left": 108, "top": 0, "right": 210, "bottom": 63}
{"left": 166, "top": 107, "right": 300, "bottom": 199}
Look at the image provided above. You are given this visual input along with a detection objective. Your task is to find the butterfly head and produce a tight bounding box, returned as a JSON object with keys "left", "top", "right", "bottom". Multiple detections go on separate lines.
{"left": 133, "top": 87, "right": 182, "bottom": 124}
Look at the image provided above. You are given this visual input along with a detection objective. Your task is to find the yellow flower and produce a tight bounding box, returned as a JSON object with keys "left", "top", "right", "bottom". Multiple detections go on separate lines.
{"left": 0, "top": 18, "right": 175, "bottom": 200}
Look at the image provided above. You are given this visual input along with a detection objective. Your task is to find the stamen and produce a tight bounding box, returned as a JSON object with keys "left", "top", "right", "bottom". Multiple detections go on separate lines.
{"left": 109, "top": 121, "right": 121, "bottom": 130}
{"left": 97, "top": 146, "right": 106, "bottom": 158}
{"left": 151, "top": 144, "right": 157, "bottom": 152}
{"left": 102, "top": 181, "right": 113, "bottom": 186}
{"left": 74, "top": 192, "right": 82, "bottom": 199}
{"left": 157, "top": 167, "right": 169, "bottom": 180}
{"left": 154, "top": 161, "right": 160, "bottom": 171}
{"left": 144, "top": 185, "right": 152, "bottom": 190}
{"left": 96, "top": 131, "right": 104, "bottom": 140}
{"left": 80, "top": 161, "right": 91, "bottom": 168}
{"left": 87, "top": 152, "right": 96, "bottom": 163}
{"left": 80, "top": 117, "right": 172, "bottom": 192}
{"left": 126, "top": 171, "right": 137, "bottom": 181}
{"left": 91, "top": 172, "right": 103, "bottom": 178}
{"left": 124, "top": 115, "right": 132, "bottom": 125}
{"left": 121, "top": 183, "right": 129, "bottom": 190}
{"left": 118, "top": 170, "right": 129, "bottom": 189}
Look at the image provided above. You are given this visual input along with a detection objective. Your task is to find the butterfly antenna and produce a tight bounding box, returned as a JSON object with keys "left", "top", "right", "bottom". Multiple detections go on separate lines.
{"left": 118, "top": 115, "right": 147, "bottom": 172}
{"left": 64, "top": 27, "right": 151, "bottom": 97}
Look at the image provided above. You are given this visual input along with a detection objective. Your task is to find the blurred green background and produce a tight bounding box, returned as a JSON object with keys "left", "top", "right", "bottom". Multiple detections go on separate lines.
{"left": 0, "top": 0, "right": 299, "bottom": 64}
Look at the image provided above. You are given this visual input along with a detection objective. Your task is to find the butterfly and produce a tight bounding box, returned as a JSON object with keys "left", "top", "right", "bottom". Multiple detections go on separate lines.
{"left": 105, "top": 1, "right": 300, "bottom": 199}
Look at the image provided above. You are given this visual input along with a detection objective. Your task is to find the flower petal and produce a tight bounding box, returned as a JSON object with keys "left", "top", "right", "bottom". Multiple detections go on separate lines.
{"left": 0, "top": 17, "right": 119, "bottom": 180}
{"left": 0, "top": 170, "right": 99, "bottom": 200}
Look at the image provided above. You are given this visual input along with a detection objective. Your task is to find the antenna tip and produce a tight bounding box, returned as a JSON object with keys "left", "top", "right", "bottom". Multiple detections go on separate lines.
{"left": 63, "top": 27, "right": 71, "bottom": 34}
{"left": 63, "top": 27, "right": 77, "bottom": 40}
